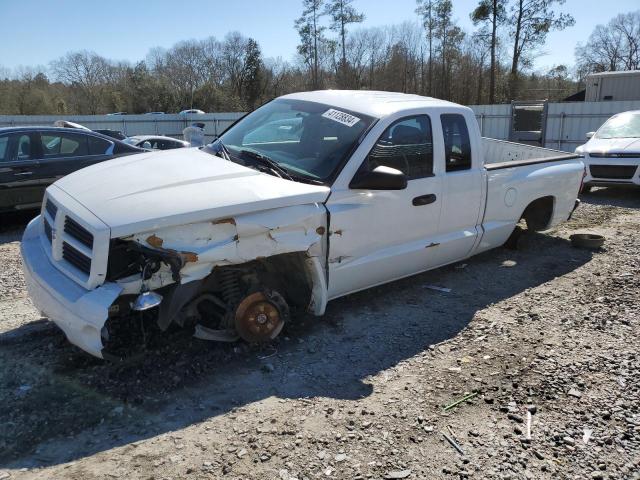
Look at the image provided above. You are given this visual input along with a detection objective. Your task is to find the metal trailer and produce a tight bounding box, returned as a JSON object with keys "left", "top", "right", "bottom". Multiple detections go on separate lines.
{"left": 585, "top": 70, "right": 640, "bottom": 102}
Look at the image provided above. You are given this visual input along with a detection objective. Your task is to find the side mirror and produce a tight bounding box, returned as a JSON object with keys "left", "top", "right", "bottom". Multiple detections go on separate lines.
{"left": 349, "top": 165, "right": 408, "bottom": 190}
{"left": 586, "top": 131, "right": 595, "bottom": 139}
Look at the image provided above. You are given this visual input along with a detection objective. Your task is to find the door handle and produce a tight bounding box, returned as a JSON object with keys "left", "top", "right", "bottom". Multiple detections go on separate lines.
{"left": 412, "top": 194, "right": 437, "bottom": 206}
{"left": 13, "top": 171, "right": 33, "bottom": 176}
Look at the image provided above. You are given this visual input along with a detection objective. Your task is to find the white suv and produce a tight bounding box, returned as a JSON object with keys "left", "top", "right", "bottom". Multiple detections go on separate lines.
{"left": 576, "top": 110, "right": 640, "bottom": 191}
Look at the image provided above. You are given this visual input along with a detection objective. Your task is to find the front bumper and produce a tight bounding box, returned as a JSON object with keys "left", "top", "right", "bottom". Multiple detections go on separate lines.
{"left": 583, "top": 159, "right": 640, "bottom": 187}
{"left": 21, "top": 216, "right": 122, "bottom": 358}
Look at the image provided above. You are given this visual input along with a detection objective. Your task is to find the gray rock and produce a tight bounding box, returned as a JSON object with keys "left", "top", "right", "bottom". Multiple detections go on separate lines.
{"left": 568, "top": 388, "right": 582, "bottom": 398}
{"left": 385, "top": 470, "right": 412, "bottom": 479}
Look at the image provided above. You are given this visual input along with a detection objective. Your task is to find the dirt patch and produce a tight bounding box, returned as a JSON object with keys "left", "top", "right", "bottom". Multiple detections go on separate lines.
{"left": 0, "top": 189, "right": 638, "bottom": 479}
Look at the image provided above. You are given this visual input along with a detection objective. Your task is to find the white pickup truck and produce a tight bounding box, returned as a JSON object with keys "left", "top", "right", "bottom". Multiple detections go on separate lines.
{"left": 21, "top": 91, "right": 584, "bottom": 359}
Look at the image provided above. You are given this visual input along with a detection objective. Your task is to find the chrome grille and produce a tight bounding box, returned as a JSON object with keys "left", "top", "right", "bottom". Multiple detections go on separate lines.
{"left": 64, "top": 216, "right": 94, "bottom": 248}
{"left": 62, "top": 242, "right": 91, "bottom": 275}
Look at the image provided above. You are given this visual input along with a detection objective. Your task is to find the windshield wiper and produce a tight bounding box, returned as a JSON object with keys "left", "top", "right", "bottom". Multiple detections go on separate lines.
{"left": 207, "top": 142, "right": 324, "bottom": 185}
{"left": 237, "top": 149, "right": 295, "bottom": 181}
{"left": 210, "top": 138, "right": 231, "bottom": 162}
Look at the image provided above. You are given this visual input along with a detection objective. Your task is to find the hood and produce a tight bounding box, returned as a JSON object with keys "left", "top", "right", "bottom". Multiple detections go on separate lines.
{"left": 53, "top": 148, "right": 330, "bottom": 237}
{"left": 578, "top": 137, "right": 640, "bottom": 155}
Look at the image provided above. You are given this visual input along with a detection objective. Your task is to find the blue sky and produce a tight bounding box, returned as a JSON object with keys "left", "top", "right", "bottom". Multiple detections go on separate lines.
{"left": 0, "top": 0, "right": 637, "bottom": 74}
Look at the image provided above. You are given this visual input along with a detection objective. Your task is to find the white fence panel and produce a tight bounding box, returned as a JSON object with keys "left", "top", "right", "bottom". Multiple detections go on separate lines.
{"left": 469, "top": 104, "right": 511, "bottom": 140}
{"left": 470, "top": 100, "right": 640, "bottom": 152}
{"left": 545, "top": 100, "right": 640, "bottom": 151}
{"left": 3, "top": 100, "right": 640, "bottom": 153}
{"left": 0, "top": 113, "right": 246, "bottom": 142}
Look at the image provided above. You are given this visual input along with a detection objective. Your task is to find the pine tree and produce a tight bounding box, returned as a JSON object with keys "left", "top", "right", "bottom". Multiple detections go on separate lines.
{"left": 323, "top": 0, "right": 364, "bottom": 87}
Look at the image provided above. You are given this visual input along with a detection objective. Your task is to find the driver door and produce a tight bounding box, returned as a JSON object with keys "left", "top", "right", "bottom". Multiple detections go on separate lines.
{"left": 326, "top": 114, "right": 443, "bottom": 299}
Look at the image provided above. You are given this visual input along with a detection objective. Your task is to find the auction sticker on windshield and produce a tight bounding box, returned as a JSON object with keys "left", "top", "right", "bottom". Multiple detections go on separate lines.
{"left": 322, "top": 109, "right": 361, "bottom": 127}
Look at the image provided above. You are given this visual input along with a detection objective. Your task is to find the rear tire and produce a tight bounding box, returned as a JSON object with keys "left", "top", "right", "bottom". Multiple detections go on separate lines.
{"left": 504, "top": 225, "right": 525, "bottom": 250}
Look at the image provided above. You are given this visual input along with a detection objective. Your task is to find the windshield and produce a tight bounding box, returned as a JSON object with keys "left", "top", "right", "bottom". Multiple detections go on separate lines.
{"left": 216, "top": 99, "right": 374, "bottom": 182}
{"left": 596, "top": 112, "right": 640, "bottom": 139}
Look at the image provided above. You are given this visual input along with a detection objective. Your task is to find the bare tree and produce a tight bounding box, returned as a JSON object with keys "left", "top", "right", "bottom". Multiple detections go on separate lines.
{"left": 507, "top": 0, "right": 574, "bottom": 99}
{"left": 575, "top": 11, "right": 640, "bottom": 76}
{"left": 2, "top": 6, "right": 587, "bottom": 115}
{"left": 50, "top": 51, "right": 112, "bottom": 113}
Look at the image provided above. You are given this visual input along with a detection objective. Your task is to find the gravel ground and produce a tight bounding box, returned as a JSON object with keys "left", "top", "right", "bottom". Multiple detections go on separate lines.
{"left": 0, "top": 188, "right": 638, "bottom": 480}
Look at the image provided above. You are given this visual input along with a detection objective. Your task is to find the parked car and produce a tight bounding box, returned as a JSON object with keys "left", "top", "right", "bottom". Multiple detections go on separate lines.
{"left": 106, "top": 112, "right": 127, "bottom": 116}
{"left": 145, "top": 112, "right": 165, "bottom": 115}
{"left": 179, "top": 109, "right": 205, "bottom": 115}
{"left": 124, "top": 135, "right": 189, "bottom": 150}
{"left": 576, "top": 110, "right": 640, "bottom": 191}
{"left": 0, "top": 126, "right": 143, "bottom": 213}
{"left": 21, "top": 90, "right": 583, "bottom": 358}
{"left": 93, "top": 129, "right": 127, "bottom": 141}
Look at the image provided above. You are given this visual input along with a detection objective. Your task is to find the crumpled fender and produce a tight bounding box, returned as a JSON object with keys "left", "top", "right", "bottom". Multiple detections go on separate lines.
{"left": 123, "top": 203, "right": 329, "bottom": 314}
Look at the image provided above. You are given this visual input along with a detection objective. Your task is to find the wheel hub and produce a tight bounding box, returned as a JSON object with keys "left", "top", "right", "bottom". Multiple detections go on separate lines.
{"left": 234, "top": 291, "right": 286, "bottom": 342}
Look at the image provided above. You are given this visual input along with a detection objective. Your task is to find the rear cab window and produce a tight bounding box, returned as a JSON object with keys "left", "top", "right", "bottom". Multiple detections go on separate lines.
{"left": 362, "top": 115, "right": 434, "bottom": 180}
{"left": 441, "top": 114, "right": 472, "bottom": 172}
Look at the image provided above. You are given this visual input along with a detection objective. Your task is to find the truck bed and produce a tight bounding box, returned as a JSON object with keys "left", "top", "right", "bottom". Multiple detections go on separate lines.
{"left": 476, "top": 138, "right": 585, "bottom": 255}
{"left": 482, "top": 138, "right": 580, "bottom": 170}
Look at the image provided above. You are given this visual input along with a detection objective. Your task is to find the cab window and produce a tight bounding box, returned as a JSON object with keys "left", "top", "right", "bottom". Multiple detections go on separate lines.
{"left": 441, "top": 114, "right": 472, "bottom": 172}
{"left": 363, "top": 115, "right": 434, "bottom": 179}
{"left": 41, "top": 132, "right": 89, "bottom": 158}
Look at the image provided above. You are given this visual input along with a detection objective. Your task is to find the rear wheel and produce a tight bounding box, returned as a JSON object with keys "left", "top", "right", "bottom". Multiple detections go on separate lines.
{"left": 504, "top": 225, "right": 525, "bottom": 250}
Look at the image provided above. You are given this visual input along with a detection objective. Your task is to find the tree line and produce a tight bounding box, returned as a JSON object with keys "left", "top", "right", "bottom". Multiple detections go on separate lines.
{"left": 0, "top": 1, "right": 638, "bottom": 116}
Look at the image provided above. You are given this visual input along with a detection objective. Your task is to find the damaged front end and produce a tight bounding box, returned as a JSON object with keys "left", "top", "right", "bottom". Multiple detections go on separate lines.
{"left": 99, "top": 204, "right": 328, "bottom": 358}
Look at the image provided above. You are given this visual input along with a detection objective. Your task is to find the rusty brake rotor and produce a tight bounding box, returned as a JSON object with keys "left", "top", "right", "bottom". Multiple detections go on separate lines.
{"left": 234, "top": 291, "right": 287, "bottom": 343}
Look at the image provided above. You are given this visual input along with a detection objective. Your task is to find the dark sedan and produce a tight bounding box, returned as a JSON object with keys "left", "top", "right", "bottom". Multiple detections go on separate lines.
{"left": 0, "top": 126, "right": 144, "bottom": 212}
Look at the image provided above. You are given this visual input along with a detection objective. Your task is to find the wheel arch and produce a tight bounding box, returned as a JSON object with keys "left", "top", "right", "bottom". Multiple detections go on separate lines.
{"left": 521, "top": 195, "right": 555, "bottom": 231}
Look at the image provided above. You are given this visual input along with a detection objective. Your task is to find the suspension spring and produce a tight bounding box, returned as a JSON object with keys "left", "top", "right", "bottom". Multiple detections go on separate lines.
{"left": 219, "top": 269, "right": 241, "bottom": 305}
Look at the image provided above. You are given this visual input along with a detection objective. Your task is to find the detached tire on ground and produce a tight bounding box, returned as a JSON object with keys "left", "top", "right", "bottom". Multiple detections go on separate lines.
{"left": 570, "top": 233, "right": 605, "bottom": 249}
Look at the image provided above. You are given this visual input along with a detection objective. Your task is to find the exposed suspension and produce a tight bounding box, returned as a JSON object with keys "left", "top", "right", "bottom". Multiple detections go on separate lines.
{"left": 219, "top": 268, "right": 241, "bottom": 305}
